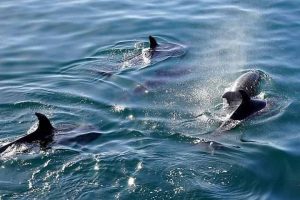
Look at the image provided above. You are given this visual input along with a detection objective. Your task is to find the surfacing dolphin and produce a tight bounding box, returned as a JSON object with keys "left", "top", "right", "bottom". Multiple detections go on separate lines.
{"left": 0, "top": 113, "right": 102, "bottom": 155}
{"left": 193, "top": 71, "right": 268, "bottom": 151}
{"left": 123, "top": 35, "right": 186, "bottom": 68}
{"left": 222, "top": 70, "right": 262, "bottom": 106}
{"left": 222, "top": 70, "right": 267, "bottom": 121}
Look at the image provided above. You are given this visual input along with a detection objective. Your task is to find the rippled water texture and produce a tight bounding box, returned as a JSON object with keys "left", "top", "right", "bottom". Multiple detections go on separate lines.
{"left": 1, "top": 0, "right": 300, "bottom": 199}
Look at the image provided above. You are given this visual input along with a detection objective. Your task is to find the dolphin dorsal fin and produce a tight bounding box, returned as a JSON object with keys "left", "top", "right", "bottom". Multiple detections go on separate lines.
{"left": 238, "top": 90, "right": 250, "bottom": 102}
{"left": 35, "top": 112, "right": 54, "bottom": 132}
{"left": 230, "top": 91, "right": 266, "bottom": 120}
{"left": 222, "top": 91, "right": 240, "bottom": 105}
{"left": 149, "top": 35, "right": 158, "bottom": 49}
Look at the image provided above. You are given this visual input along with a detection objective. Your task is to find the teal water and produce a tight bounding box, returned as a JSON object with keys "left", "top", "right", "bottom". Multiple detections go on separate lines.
{"left": 1, "top": 0, "right": 300, "bottom": 199}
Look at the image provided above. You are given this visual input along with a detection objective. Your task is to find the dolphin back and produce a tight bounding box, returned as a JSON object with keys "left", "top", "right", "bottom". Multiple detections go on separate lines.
{"left": 223, "top": 71, "right": 262, "bottom": 105}
{"left": 232, "top": 71, "right": 261, "bottom": 96}
{"left": 0, "top": 113, "right": 54, "bottom": 154}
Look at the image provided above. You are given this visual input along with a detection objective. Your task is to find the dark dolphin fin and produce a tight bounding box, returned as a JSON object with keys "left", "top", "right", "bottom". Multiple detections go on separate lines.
{"left": 149, "top": 35, "right": 158, "bottom": 49}
{"left": 22, "top": 112, "right": 54, "bottom": 144}
{"left": 239, "top": 90, "right": 250, "bottom": 102}
{"left": 222, "top": 91, "right": 241, "bottom": 105}
{"left": 0, "top": 113, "right": 54, "bottom": 154}
{"left": 230, "top": 90, "right": 266, "bottom": 120}
{"left": 35, "top": 112, "right": 54, "bottom": 132}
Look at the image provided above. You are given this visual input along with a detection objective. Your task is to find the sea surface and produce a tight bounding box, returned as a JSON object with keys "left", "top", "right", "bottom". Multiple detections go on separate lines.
{"left": 0, "top": 0, "right": 300, "bottom": 199}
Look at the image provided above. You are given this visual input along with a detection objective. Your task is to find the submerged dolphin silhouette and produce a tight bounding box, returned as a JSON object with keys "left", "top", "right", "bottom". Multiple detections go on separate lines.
{"left": 222, "top": 70, "right": 261, "bottom": 106}
{"left": 0, "top": 113, "right": 102, "bottom": 154}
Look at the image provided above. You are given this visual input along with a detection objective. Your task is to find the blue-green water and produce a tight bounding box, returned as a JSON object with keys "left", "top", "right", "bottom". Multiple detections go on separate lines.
{"left": 1, "top": 0, "right": 300, "bottom": 199}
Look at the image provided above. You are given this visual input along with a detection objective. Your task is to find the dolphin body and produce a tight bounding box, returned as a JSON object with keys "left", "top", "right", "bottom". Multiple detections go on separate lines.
{"left": 196, "top": 71, "right": 267, "bottom": 150}
{"left": 123, "top": 36, "right": 185, "bottom": 67}
{"left": 222, "top": 70, "right": 262, "bottom": 106}
{"left": 0, "top": 113, "right": 102, "bottom": 154}
{"left": 222, "top": 71, "right": 266, "bottom": 120}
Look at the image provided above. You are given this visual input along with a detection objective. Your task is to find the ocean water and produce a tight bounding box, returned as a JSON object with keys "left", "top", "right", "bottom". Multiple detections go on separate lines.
{"left": 1, "top": 0, "right": 300, "bottom": 199}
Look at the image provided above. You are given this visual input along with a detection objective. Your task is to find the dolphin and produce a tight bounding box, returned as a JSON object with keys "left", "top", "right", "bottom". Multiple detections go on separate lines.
{"left": 195, "top": 71, "right": 267, "bottom": 149}
{"left": 222, "top": 70, "right": 262, "bottom": 106}
{"left": 122, "top": 35, "right": 185, "bottom": 67}
{"left": 206, "top": 89, "right": 266, "bottom": 147}
{"left": 221, "top": 71, "right": 267, "bottom": 121}
{"left": 143, "top": 35, "right": 185, "bottom": 59}
{"left": 0, "top": 113, "right": 102, "bottom": 154}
